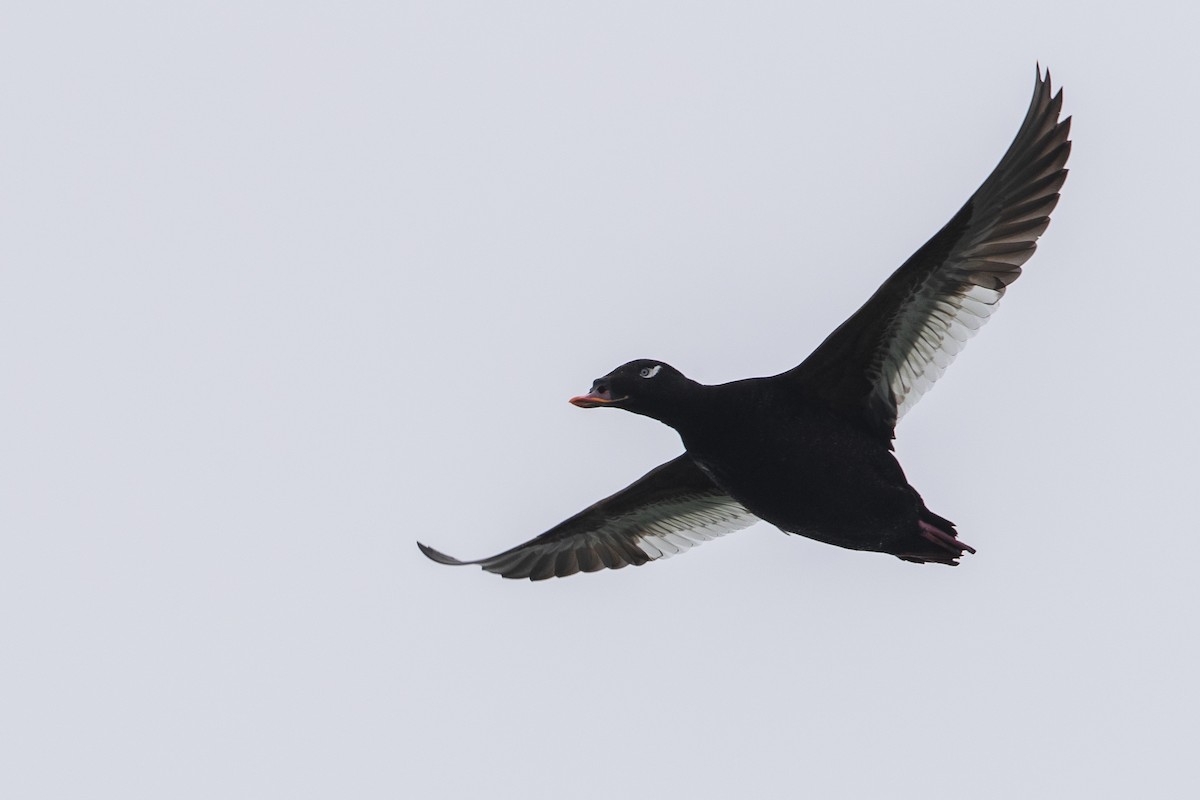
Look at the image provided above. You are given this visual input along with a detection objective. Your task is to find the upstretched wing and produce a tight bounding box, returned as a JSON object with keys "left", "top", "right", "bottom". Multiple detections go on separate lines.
{"left": 782, "top": 67, "right": 1071, "bottom": 439}
{"left": 417, "top": 454, "right": 759, "bottom": 580}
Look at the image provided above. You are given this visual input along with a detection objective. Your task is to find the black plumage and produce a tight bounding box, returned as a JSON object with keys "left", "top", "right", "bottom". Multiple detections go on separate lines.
{"left": 418, "top": 68, "right": 1071, "bottom": 580}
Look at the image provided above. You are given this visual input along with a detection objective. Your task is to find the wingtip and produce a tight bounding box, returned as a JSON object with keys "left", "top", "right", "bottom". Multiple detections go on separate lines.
{"left": 417, "top": 541, "right": 469, "bottom": 566}
{"left": 1036, "top": 64, "right": 1065, "bottom": 107}
{"left": 1033, "top": 63, "right": 1054, "bottom": 96}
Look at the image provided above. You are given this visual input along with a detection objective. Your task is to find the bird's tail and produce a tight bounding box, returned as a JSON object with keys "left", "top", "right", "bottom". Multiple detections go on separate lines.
{"left": 896, "top": 510, "right": 976, "bottom": 566}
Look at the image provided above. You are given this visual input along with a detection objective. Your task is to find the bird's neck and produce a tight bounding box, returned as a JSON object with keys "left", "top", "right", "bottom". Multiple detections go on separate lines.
{"left": 650, "top": 380, "right": 742, "bottom": 438}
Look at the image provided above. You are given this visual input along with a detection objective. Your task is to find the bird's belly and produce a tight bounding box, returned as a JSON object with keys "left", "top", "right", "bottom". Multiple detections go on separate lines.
{"left": 689, "top": 444, "right": 919, "bottom": 552}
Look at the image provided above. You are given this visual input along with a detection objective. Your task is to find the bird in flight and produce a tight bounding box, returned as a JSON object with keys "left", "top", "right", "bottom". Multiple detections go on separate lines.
{"left": 419, "top": 68, "right": 1071, "bottom": 580}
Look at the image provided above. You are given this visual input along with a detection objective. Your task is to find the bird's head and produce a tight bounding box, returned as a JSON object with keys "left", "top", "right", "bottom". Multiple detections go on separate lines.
{"left": 569, "top": 359, "right": 694, "bottom": 422}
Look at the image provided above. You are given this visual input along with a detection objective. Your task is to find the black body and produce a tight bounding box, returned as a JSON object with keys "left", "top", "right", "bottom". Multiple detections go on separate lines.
{"left": 675, "top": 380, "right": 953, "bottom": 560}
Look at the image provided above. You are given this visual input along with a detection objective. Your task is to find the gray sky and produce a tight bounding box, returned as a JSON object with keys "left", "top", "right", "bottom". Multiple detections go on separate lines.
{"left": 3, "top": 2, "right": 1198, "bottom": 798}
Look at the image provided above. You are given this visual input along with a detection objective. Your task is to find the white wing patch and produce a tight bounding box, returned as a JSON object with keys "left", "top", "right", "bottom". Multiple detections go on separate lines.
{"left": 631, "top": 496, "right": 756, "bottom": 558}
{"left": 885, "top": 279, "right": 1006, "bottom": 420}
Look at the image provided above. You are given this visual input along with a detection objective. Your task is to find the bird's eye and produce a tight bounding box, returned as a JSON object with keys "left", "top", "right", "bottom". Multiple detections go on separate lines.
{"left": 639, "top": 365, "right": 662, "bottom": 379}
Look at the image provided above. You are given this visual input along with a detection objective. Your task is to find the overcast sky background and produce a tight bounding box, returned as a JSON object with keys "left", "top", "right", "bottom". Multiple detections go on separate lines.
{"left": 3, "top": 2, "right": 1198, "bottom": 798}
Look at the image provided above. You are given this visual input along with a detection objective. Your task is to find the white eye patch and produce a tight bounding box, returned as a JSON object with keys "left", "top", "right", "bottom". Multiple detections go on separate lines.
{"left": 639, "top": 365, "right": 662, "bottom": 379}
